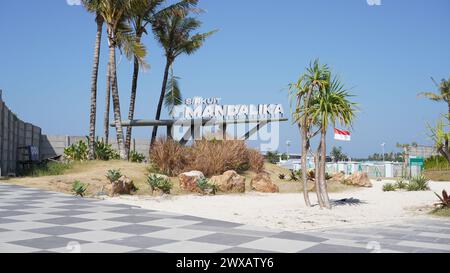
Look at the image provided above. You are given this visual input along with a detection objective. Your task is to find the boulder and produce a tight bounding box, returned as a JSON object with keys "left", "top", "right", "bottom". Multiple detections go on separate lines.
{"left": 210, "top": 170, "right": 246, "bottom": 193}
{"left": 111, "top": 176, "right": 137, "bottom": 195}
{"left": 329, "top": 172, "right": 346, "bottom": 183}
{"left": 178, "top": 171, "right": 204, "bottom": 193}
{"left": 345, "top": 172, "right": 372, "bottom": 187}
{"left": 251, "top": 172, "right": 279, "bottom": 193}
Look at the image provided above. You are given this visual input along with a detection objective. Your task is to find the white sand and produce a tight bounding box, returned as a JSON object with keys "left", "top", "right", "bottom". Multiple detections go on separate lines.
{"left": 105, "top": 180, "right": 450, "bottom": 232}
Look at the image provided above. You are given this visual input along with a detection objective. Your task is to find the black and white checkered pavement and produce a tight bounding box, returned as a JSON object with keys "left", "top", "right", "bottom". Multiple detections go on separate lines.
{"left": 0, "top": 182, "right": 449, "bottom": 253}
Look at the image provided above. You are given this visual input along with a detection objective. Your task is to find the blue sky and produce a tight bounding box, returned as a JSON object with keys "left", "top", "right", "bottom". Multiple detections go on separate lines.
{"left": 0, "top": 0, "right": 449, "bottom": 157}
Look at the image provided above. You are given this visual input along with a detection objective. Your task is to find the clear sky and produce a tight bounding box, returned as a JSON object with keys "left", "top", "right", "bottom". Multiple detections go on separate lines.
{"left": 0, "top": 0, "right": 449, "bottom": 157}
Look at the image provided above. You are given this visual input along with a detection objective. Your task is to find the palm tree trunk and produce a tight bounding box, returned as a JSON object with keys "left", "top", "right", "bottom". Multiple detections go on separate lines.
{"left": 315, "top": 143, "right": 324, "bottom": 208}
{"left": 320, "top": 128, "right": 331, "bottom": 209}
{"left": 104, "top": 62, "right": 111, "bottom": 144}
{"left": 88, "top": 15, "right": 103, "bottom": 160}
{"left": 300, "top": 124, "right": 311, "bottom": 207}
{"left": 150, "top": 59, "right": 171, "bottom": 151}
{"left": 125, "top": 33, "right": 143, "bottom": 156}
{"left": 108, "top": 43, "right": 127, "bottom": 160}
{"left": 125, "top": 56, "right": 140, "bottom": 156}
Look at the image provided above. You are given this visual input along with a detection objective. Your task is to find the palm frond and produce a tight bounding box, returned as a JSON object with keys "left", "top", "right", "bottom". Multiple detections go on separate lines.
{"left": 164, "top": 69, "right": 183, "bottom": 117}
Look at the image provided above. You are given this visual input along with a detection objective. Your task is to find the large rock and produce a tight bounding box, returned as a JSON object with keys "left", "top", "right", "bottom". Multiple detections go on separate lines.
{"left": 210, "top": 170, "right": 246, "bottom": 193}
{"left": 111, "top": 176, "right": 137, "bottom": 196}
{"left": 178, "top": 171, "right": 204, "bottom": 193}
{"left": 251, "top": 172, "right": 279, "bottom": 193}
{"left": 329, "top": 172, "right": 346, "bottom": 183}
{"left": 345, "top": 172, "right": 372, "bottom": 187}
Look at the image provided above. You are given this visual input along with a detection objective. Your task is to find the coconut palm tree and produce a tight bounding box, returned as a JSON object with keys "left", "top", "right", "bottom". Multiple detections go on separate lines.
{"left": 308, "top": 75, "right": 357, "bottom": 209}
{"left": 418, "top": 77, "right": 450, "bottom": 120}
{"left": 124, "top": 0, "right": 197, "bottom": 155}
{"left": 97, "top": 0, "right": 147, "bottom": 160}
{"left": 103, "top": 62, "right": 111, "bottom": 144}
{"left": 289, "top": 60, "right": 329, "bottom": 207}
{"left": 82, "top": 0, "right": 104, "bottom": 160}
{"left": 150, "top": 9, "right": 216, "bottom": 148}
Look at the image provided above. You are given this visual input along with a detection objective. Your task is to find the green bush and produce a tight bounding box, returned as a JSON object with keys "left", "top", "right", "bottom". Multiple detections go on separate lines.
{"left": 278, "top": 173, "right": 286, "bottom": 180}
{"left": 289, "top": 170, "right": 298, "bottom": 181}
{"left": 23, "top": 161, "right": 73, "bottom": 177}
{"left": 147, "top": 174, "right": 172, "bottom": 194}
{"left": 129, "top": 150, "right": 145, "bottom": 163}
{"left": 424, "top": 155, "right": 450, "bottom": 170}
{"left": 64, "top": 140, "right": 88, "bottom": 161}
{"left": 196, "top": 178, "right": 217, "bottom": 194}
{"left": 106, "top": 169, "right": 122, "bottom": 183}
{"left": 94, "top": 139, "right": 119, "bottom": 160}
{"left": 394, "top": 178, "right": 408, "bottom": 190}
{"left": 72, "top": 180, "right": 88, "bottom": 197}
{"left": 64, "top": 137, "right": 119, "bottom": 161}
{"left": 407, "top": 175, "right": 430, "bottom": 191}
{"left": 383, "top": 183, "right": 396, "bottom": 192}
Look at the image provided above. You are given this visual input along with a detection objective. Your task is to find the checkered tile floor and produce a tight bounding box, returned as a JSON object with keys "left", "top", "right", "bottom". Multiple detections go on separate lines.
{"left": 0, "top": 182, "right": 449, "bottom": 253}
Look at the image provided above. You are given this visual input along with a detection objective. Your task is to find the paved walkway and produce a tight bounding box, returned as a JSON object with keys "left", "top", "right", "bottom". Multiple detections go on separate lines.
{"left": 0, "top": 183, "right": 449, "bottom": 253}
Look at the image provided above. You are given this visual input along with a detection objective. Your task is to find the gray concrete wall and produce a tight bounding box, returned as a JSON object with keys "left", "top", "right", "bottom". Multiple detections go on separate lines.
{"left": 0, "top": 92, "right": 42, "bottom": 176}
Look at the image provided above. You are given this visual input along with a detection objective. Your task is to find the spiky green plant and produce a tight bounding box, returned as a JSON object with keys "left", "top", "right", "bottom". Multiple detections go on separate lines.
{"left": 383, "top": 183, "right": 396, "bottom": 192}
{"left": 407, "top": 175, "right": 430, "bottom": 191}
{"left": 72, "top": 180, "right": 88, "bottom": 197}
{"left": 147, "top": 174, "right": 172, "bottom": 194}
{"left": 106, "top": 169, "right": 122, "bottom": 183}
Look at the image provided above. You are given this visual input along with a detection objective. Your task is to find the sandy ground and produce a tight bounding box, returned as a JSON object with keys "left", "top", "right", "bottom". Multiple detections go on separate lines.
{"left": 105, "top": 180, "right": 450, "bottom": 232}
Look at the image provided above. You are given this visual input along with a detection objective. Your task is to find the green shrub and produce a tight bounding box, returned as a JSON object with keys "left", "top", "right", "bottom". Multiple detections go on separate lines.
{"left": 266, "top": 151, "right": 280, "bottom": 164}
{"left": 94, "top": 139, "right": 119, "bottom": 160}
{"left": 278, "top": 173, "right": 286, "bottom": 180}
{"left": 394, "top": 178, "right": 408, "bottom": 190}
{"left": 383, "top": 183, "right": 396, "bottom": 192}
{"left": 106, "top": 169, "right": 122, "bottom": 183}
{"left": 64, "top": 137, "right": 119, "bottom": 161}
{"left": 23, "top": 161, "right": 73, "bottom": 177}
{"left": 424, "top": 155, "right": 450, "bottom": 170}
{"left": 72, "top": 180, "right": 88, "bottom": 197}
{"left": 129, "top": 150, "right": 145, "bottom": 163}
{"left": 147, "top": 174, "right": 172, "bottom": 194}
{"left": 196, "top": 178, "right": 217, "bottom": 194}
{"left": 407, "top": 175, "right": 430, "bottom": 191}
{"left": 64, "top": 140, "right": 88, "bottom": 161}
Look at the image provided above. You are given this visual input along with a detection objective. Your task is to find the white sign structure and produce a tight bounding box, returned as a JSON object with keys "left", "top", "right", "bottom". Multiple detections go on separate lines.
{"left": 173, "top": 97, "right": 285, "bottom": 120}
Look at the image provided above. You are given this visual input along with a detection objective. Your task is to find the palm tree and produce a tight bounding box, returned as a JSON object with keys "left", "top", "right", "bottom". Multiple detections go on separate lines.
{"left": 418, "top": 77, "right": 450, "bottom": 119}
{"left": 97, "top": 0, "right": 147, "bottom": 160}
{"left": 82, "top": 0, "right": 104, "bottom": 160}
{"left": 308, "top": 74, "right": 357, "bottom": 209}
{"left": 150, "top": 9, "right": 216, "bottom": 148}
{"left": 124, "top": 0, "right": 197, "bottom": 155}
{"left": 289, "top": 60, "right": 329, "bottom": 207}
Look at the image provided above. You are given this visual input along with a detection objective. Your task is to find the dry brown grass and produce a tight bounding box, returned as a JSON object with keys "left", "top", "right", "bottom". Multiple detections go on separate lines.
{"left": 150, "top": 138, "right": 187, "bottom": 177}
{"left": 150, "top": 138, "right": 263, "bottom": 177}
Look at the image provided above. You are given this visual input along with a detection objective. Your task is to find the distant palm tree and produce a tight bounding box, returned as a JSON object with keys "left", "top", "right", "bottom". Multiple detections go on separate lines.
{"left": 308, "top": 74, "right": 357, "bottom": 209}
{"left": 103, "top": 61, "right": 111, "bottom": 144}
{"left": 82, "top": 0, "right": 105, "bottom": 160}
{"left": 418, "top": 77, "right": 450, "bottom": 119}
{"left": 150, "top": 9, "right": 216, "bottom": 148}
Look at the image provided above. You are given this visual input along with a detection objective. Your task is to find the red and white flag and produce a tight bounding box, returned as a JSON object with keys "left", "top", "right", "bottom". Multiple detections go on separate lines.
{"left": 334, "top": 128, "right": 351, "bottom": 141}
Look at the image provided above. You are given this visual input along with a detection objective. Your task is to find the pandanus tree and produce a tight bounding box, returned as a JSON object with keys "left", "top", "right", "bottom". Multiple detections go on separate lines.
{"left": 308, "top": 75, "right": 357, "bottom": 209}
{"left": 124, "top": 0, "right": 198, "bottom": 155}
{"left": 82, "top": 0, "right": 104, "bottom": 160}
{"left": 289, "top": 60, "right": 330, "bottom": 207}
{"left": 150, "top": 9, "right": 216, "bottom": 148}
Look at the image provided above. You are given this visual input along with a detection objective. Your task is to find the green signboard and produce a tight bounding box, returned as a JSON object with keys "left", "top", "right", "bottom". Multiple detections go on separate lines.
{"left": 409, "top": 157, "right": 424, "bottom": 168}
